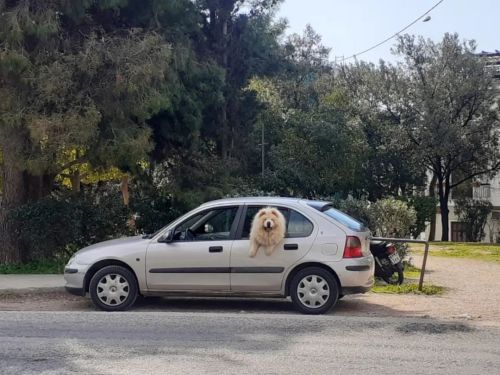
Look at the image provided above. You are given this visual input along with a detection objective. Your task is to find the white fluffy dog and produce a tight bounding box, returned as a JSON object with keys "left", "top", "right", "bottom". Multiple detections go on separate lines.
{"left": 249, "top": 207, "right": 286, "bottom": 257}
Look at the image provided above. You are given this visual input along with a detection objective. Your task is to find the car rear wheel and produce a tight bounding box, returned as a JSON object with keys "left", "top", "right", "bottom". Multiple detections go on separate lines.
{"left": 290, "top": 267, "right": 339, "bottom": 315}
{"left": 89, "top": 266, "right": 138, "bottom": 311}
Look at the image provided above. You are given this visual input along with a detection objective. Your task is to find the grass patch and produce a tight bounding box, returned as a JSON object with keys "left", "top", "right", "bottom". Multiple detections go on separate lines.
{"left": 372, "top": 281, "right": 445, "bottom": 295}
{"left": 409, "top": 242, "right": 500, "bottom": 262}
{"left": 0, "top": 259, "right": 65, "bottom": 274}
{"left": 403, "top": 263, "right": 421, "bottom": 279}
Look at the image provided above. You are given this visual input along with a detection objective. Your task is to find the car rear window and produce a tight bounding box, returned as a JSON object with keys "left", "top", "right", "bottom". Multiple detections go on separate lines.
{"left": 320, "top": 207, "right": 366, "bottom": 232}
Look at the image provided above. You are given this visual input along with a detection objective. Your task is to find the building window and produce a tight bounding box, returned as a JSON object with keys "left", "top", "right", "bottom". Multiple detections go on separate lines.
{"left": 473, "top": 184, "right": 491, "bottom": 199}
{"left": 451, "top": 222, "right": 467, "bottom": 242}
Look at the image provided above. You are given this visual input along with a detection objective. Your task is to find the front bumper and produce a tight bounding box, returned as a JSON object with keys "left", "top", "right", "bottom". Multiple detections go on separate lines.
{"left": 64, "top": 263, "right": 89, "bottom": 296}
{"left": 65, "top": 286, "right": 85, "bottom": 296}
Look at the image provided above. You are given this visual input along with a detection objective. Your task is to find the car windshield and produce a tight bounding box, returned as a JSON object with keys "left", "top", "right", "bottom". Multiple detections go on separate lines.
{"left": 321, "top": 207, "right": 367, "bottom": 232}
{"left": 142, "top": 221, "right": 175, "bottom": 239}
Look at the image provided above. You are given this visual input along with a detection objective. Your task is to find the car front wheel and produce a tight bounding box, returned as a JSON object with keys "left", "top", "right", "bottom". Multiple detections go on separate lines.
{"left": 89, "top": 265, "right": 138, "bottom": 311}
{"left": 290, "top": 267, "right": 339, "bottom": 315}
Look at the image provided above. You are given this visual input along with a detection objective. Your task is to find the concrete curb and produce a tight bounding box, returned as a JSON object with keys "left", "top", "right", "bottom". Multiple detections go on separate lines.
{"left": 0, "top": 274, "right": 65, "bottom": 292}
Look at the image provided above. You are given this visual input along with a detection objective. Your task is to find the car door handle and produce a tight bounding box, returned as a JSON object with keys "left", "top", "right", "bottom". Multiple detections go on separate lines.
{"left": 284, "top": 244, "right": 298, "bottom": 250}
{"left": 209, "top": 246, "right": 223, "bottom": 253}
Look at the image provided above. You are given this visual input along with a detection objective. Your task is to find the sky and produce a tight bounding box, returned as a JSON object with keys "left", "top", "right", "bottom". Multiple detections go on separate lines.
{"left": 278, "top": 0, "right": 499, "bottom": 63}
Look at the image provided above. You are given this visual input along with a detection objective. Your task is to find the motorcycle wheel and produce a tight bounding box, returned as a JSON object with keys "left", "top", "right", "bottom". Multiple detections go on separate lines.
{"left": 381, "top": 263, "right": 404, "bottom": 285}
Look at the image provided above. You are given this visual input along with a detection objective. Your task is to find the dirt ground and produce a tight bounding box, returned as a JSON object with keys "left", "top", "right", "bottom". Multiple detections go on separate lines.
{"left": 341, "top": 255, "right": 500, "bottom": 323}
{"left": 1, "top": 255, "right": 499, "bottom": 325}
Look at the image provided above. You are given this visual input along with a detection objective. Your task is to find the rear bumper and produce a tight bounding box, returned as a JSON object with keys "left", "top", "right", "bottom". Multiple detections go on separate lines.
{"left": 345, "top": 265, "right": 371, "bottom": 271}
{"left": 341, "top": 286, "right": 371, "bottom": 295}
{"left": 324, "top": 255, "right": 375, "bottom": 292}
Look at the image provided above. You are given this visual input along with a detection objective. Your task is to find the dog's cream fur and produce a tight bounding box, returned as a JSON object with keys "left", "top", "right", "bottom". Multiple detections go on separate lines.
{"left": 249, "top": 207, "right": 286, "bottom": 257}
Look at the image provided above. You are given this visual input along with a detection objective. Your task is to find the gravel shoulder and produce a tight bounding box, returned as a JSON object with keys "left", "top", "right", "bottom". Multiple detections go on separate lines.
{"left": 342, "top": 255, "right": 500, "bottom": 323}
{"left": 1, "top": 255, "right": 499, "bottom": 325}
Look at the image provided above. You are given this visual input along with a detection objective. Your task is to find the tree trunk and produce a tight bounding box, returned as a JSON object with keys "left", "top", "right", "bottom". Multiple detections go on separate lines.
{"left": 70, "top": 170, "right": 81, "bottom": 193}
{"left": 439, "top": 195, "right": 450, "bottom": 242}
{"left": 428, "top": 174, "right": 437, "bottom": 241}
{"left": 220, "top": 14, "right": 229, "bottom": 160}
{"left": 24, "top": 173, "right": 54, "bottom": 200}
{"left": 120, "top": 174, "right": 130, "bottom": 206}
{"left": 220, "top": 102, "right": 228, "bottom": 159}
{"left": 438, "top": 175, "right": 451, "bottom": 241}
{"left": 0, "top": 134, "right": 27, "bottom": 264}
{"left": 207, "top": 3, "right": 231, "bottom": 159}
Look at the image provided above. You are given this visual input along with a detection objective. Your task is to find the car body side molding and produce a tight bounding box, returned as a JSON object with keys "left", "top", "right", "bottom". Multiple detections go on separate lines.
{"left": 149, "top": 267, "right": 285, "bottom": 274}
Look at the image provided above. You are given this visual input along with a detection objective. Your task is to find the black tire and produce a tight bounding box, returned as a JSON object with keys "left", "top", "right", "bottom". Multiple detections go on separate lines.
{"left": 290, "top": 267, "right": 339, "bottom": 315}
{"left": 89, "top": 265, "right": 139, "bottom": 311}
{"left": 381, "top": 263, "right": 404, "bottom": 285}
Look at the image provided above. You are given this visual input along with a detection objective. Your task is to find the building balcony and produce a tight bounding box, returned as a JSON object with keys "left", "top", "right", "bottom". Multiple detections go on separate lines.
{"left": 473, "top": 184, "right": 491, "bottom": 200}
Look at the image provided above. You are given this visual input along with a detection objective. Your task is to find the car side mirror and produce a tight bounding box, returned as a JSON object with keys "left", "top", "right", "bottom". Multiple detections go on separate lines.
{"left": 159, "top": 230, "right": 174, "bottom": 244}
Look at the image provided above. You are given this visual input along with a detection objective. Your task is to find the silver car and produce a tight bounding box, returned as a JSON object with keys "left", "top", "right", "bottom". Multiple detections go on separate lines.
{"left": 64, "top": 197, "right": 374, "bottom": 314}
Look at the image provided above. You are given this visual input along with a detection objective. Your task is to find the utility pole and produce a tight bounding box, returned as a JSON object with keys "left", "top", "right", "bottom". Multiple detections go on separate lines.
{"left": 258, "top": 122, "right": 267, "bottom": 179}
{"left": 261, "top": 123, "right": 265, "bottom": 178}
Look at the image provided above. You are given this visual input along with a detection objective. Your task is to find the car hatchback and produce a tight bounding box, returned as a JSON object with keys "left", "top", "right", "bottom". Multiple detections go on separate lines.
{"left": 64, "top": 197, "right": 374, "bottom": 314}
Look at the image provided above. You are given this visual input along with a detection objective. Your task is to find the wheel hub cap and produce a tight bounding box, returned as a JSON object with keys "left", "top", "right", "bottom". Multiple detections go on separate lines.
{"left": 297, "top": 275, "right": 330, "bottom": 308}
{"left": 96, "top": 274, "right": 130, "bottom": 306}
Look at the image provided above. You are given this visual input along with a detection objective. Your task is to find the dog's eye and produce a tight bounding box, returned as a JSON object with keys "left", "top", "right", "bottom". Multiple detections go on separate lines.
{"left": 270, "top": 209, "right": 279, "bottom": 217}
{"left": 258, "top": 210, "right": 267, "bottom": 217}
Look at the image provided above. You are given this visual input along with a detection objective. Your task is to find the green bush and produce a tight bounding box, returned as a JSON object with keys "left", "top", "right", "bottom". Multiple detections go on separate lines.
{"left": 129, "top": 169, "right": 185, "bottom": 235}
{"left": 335, "top": 198, "right": 373, "bottom": 229}
{"left": 9, "top": 187, "right": 131, "bottom": 262}
{"left": 130, "top": 190, "right": 182, "bottom": 235}
{"left": 369, "top": 198, "right": 417, "bottom": 238}
{"left": 330, "top": 197, "right": 417, "bottom": 258}
{"left": 406, "top": 196, "right": 437, "bottom": 238}
{"left": 0, "top": 259, "right": 65, "bottom": 274}
{"left": 455, "top": 198, "right": 492, "bottom": 242}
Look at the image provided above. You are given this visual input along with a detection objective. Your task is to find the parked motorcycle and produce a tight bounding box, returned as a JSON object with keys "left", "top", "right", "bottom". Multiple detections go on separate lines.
{"left": 369, "top": 241, "right": 404, "bottom": 285}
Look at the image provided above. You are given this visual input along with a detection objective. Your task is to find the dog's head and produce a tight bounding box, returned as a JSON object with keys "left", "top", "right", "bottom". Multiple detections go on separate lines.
{"left": 255, "top": 207, "right": 283, "bottom": 232}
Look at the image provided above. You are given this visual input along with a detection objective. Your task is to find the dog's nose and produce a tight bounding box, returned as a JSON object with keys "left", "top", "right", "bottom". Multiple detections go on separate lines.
{"left": 266, "top": 221, "right": 272, "bottom": 228}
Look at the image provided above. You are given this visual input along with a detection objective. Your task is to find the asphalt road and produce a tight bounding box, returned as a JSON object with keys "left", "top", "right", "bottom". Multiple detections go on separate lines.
{"left": 1, "top": 311, "right": 499, "bottom": 375}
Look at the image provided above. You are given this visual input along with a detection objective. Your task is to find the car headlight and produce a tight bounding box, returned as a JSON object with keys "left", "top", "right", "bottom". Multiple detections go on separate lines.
{"left": 66, "top": 254, "right": 85, "bottom": 266}
{"left": 66, "top": 255, "right": 76, "bottom": 266}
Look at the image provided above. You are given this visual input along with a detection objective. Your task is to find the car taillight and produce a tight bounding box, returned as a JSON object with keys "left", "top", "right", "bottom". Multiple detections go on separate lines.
{"left": 386, "top": 244, "right": 396, "bottom": 254}
{"left": 343, "top": 236, "right": 363, "bottom": 258}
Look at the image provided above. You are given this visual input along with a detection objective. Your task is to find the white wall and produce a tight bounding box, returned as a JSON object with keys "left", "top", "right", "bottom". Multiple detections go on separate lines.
{"left": 425, "top": 209, "right": 459, "bottom": 241}
{"left": 425, "top": 206, "right": 500, "bottom": 243}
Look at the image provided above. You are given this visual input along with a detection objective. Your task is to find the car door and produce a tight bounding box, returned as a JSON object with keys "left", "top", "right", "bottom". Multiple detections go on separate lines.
{"left": 146, "top": 206, "right": 241, "bottom": 291}
{"left": 229, "top": 205, "right": 317, "bottom": 292}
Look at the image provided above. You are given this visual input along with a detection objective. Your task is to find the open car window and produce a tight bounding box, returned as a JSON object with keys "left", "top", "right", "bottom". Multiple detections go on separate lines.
{"left": 240, "top": 206, "right": 313, "bottom": 239}
{"left": 173, "top": 207, "right": 238, "bottom": 241}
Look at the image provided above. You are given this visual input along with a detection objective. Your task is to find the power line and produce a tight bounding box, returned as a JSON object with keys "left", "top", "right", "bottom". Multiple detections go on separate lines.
{"left": 338, "top": 0, "right": 445, "bottom": 62}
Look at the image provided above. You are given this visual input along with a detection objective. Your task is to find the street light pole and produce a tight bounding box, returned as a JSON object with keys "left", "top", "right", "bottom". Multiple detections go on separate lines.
{"left": 261, "top": 122, "right": 265, "bottom": 178}
{"left": 257, "top": 121, "right": 268, "bottom": 179}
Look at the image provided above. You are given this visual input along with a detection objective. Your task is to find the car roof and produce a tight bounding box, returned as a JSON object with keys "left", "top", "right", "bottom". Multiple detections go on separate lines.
{"left": 199, "top": 197, "right": 332, "bottom": 209}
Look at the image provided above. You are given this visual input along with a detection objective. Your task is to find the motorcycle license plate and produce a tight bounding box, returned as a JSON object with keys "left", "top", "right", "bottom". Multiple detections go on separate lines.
{"left": 388, "top": 252, "right": 401, "bottom": 264}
